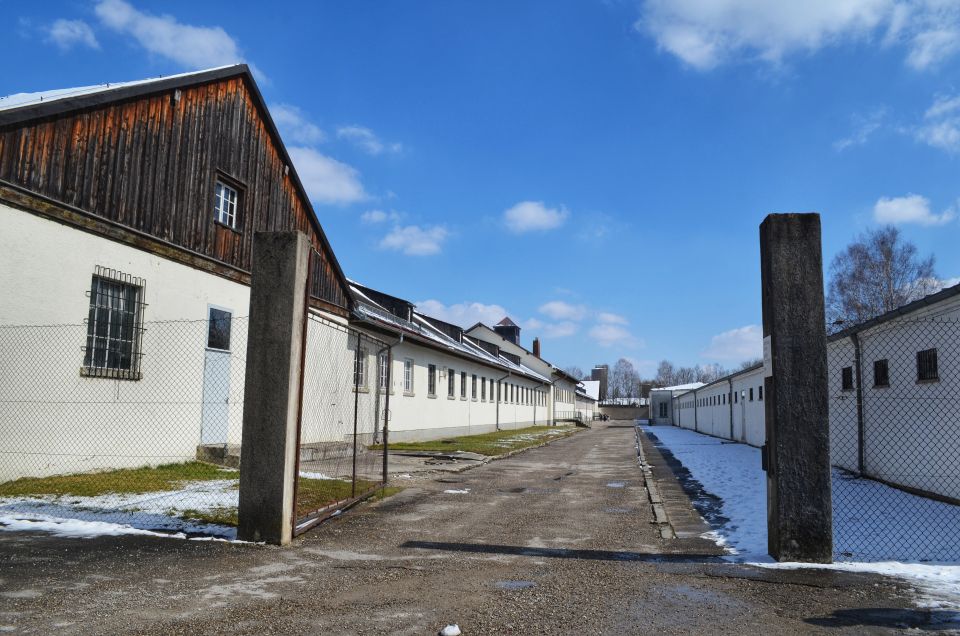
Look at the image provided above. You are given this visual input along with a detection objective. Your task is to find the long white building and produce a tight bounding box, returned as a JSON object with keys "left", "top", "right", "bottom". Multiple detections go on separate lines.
{"left": 663, "top": 283, "right": 960, "bottom": 503}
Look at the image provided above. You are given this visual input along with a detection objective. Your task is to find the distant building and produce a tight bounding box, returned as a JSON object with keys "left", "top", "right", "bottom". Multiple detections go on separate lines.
{"left": 591, "top": 364, "right": 609, "bottom": 401}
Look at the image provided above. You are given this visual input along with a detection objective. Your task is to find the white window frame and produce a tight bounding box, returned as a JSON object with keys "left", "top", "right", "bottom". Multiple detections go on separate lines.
{"left": 403, "top": 358, "right": 414, "bottom": 394}
{"left": 378, "top": 352, "right": 389, "bottom": 392}
{"left": 214, "top": 180, "right": 239, "bottom": 229}
{"left": 353, "top": 345, "right": 368, "bottom": 388}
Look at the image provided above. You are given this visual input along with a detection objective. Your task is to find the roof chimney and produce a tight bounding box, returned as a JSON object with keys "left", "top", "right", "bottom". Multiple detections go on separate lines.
{"left": 532, "top": 337, "right": 541, "bottom": 358}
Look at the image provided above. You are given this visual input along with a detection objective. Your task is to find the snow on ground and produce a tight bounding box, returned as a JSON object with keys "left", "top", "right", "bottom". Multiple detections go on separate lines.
{"left": 0, "top": 479, "right": 238, "bottom": 539}
{"left": 641, "top": 425, "right": 960, "bottom": 611}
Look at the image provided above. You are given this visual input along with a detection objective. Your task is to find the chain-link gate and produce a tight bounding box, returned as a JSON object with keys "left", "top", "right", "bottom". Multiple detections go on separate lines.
{"left": 829, "top": 317, "right": 960, "bottom": 561}
{"left": 293, "top": 309, "right": 390, "bottom": 535}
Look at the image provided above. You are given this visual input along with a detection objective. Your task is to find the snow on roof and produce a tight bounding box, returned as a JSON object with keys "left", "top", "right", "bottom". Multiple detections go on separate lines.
{"left": 0, "top": 66, "right": 238, "bottom": 113}
{"left": 651, "top": 382, "right": 706, "bottom": 393}
{"left": 350, "top": 283, "right": 549, "bottom": 383}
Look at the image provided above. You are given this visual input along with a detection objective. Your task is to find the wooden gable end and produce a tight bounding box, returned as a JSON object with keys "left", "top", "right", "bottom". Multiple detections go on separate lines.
{"left": 0, "top": 71, "right": 350, "bottom": 314}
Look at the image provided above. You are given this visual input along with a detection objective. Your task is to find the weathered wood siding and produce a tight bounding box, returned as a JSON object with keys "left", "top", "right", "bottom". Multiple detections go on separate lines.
{"left": 0, "top": 76, "right": 348, "bottom": 310}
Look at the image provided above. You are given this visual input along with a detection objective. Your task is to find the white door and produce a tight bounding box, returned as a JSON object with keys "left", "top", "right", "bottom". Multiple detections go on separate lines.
{"left": 201, "top": 307, "right": 232, "bottom": 445}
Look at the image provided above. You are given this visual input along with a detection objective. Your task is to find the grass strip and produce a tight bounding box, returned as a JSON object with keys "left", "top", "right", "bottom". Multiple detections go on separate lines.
{"left": 0, "top": 461, "right": 234, "bottom": 497}
{"left": 370, "top": 425, "right": 578, "bottom": 456}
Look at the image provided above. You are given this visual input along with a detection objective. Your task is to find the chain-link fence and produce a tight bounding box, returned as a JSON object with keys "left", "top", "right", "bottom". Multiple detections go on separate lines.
{"left": 829, "top": 317, "right": 960, "bottom": 561}
{"left": 294, "top": 311, "right": 389, "bottom": 535}
{"left": 0, "top": 316, "right": 248, "bottom": 538}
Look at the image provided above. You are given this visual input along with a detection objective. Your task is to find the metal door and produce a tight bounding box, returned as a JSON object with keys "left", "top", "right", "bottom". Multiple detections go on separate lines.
{"left": 201, "top": 307, "right": 232, "bottom": 445}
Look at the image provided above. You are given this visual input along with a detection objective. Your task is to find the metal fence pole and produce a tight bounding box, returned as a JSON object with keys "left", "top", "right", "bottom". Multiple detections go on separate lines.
{"left": 352, "top": 331, "right": 361, "bottom": 498}
{"left": 383, "top": 348, "right": 392, "bottom": 485}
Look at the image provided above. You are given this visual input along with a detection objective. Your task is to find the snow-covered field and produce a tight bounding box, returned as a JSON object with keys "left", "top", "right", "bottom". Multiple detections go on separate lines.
{"left": 641, "top": 425, "right": 960, "bottom": 612}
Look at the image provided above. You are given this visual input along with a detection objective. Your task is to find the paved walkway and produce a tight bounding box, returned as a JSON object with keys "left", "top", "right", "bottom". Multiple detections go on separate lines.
{"left": 0, "top": 422, "right": 928, "bottom": 634}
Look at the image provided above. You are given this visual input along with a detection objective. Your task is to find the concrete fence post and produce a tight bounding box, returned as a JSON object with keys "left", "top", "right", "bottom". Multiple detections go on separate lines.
{"left": 237, "top": 231, "right": 310, "bottom": 545}
{"left": 760, "top": 213, "right": 832, "bottom": 563}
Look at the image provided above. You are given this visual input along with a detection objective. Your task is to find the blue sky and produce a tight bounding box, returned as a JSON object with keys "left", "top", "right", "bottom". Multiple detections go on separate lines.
{"left": 4, "top": 0, "right": 960, "bottom": 377}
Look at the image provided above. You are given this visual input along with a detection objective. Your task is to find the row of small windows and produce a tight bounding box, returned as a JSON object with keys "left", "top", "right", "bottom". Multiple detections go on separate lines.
{"left": 676, "top": 386, "right": 764, "bottom": 410}
{"left": 355, "top": 353, "right": 548, "bottom": 406}
{"left": 841, "top": 349, "right": 938, "bottom": 391}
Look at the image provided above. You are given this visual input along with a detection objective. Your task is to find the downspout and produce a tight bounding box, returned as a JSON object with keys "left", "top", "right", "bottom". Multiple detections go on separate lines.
{"left": 851, "top": 332, "right": 865, "bottom": 475}
{"left": 727, "top": 377, "right": 734, "bottom": 441}
{"left": 693, "top": 389, "right": 699, "bottom": 433}
{"left": 495, "top": 371, "right": 511, "bottom": 431}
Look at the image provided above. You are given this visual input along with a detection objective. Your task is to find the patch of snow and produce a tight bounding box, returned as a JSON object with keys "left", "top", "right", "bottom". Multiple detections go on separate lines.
{"left": 443, "top": 489, "right": 470, "bottom": 494}
{"left": 0, "top": 512, "right": 186, "bottom": 539}
{"left": 0, "top": 479, "right": 238, "bottom": 538}
{"left": 298, "top": 471, "right": 343, "bottom": 481}
{"left": 439, "top": 625, "right": 461, "bottom": 636}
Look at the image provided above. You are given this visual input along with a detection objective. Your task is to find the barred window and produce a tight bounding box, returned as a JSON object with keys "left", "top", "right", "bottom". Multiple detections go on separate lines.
{"left": 461, "top": 371, "right": 467, "bottom": 398}
{"left": 758, "top": 386, "right": 763, "bottom": 401}
{"left": 83, "top": 268, "right": 145, "bottom": 379}
{"left": 428, "top": 364, "right": 437, "bottom": 396}
{"left": 403, "top": 359, "right": 414, "bottom": 393}
{"left": 378, "top": 353, "right": 389, "bottom": 391}
{"left": 841, "top": 366, "right": 854, "bottom": 391}
{"left": 472, "top": 374, "right": 478, "bottom": 399}
{"left": 207, "top": 307, "right": 232, "bottom": 351}
{"left": 873, "top": 359, "right": 889, "bottom": 387}
{"left": 749, "top": 387, "right": 754, "bottom": 401}
{"left": 214, "top": 180, "right": 239, "bottom": 229}
{"left": 353, "top": 346, "right": 367, "bottom": 388}
{"left": 917, "top": 348, "right": 939, "bottom": 382}
{"left": 481, "top": 377, "right": 486, "bottom": 401}
{"left": 448, "top": 368, "right": 456, "bottom": 398}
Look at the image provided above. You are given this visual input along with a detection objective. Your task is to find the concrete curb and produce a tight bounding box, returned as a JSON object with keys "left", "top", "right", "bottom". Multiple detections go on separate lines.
{"left": 635, "top": 426, "right": 676, "bottom": 540}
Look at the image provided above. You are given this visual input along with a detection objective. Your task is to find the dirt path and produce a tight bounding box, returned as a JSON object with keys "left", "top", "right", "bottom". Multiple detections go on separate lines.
{"left": 0, "top": 422, "right": 926, "bottom": 634}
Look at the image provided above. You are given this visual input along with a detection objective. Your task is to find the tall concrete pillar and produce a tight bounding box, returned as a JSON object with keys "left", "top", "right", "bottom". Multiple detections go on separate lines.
{"left": 237, "top": 231, "right": 310, "bottom": 545}
{"left": 760, "top": 213, "right": 832, "bottom": 563}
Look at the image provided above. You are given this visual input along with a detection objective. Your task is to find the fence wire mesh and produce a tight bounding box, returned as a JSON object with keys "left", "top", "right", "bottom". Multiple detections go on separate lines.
{"left": 0, "top": 317, "right": 248, "bottom": 538}
{"left": 829, "top": 317, "right": 960, "bottom": 562}
{"left": 294, "top": 311, "right": 388, "bottom": 534}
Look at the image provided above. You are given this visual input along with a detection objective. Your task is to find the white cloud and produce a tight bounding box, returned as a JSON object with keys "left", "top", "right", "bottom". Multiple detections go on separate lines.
{"left": 588, "top": 324, "right": 642, "bottom": 349}
{"left": 597, "top": 312, "right": 629, "bottom": 325}
{"left": 94, "top": 0, "right": 244, "bottom": 70}
{"left": 538, "top": 301, "right": 587, "bottom": 321}
{"left": 915, "top": 94, "right": 960, "bottom": 153}
{"left": 379, "top": 224, "right": 449, "bottom": 256}
{"left": 701, "top": 324, "right": 762, "bottom": 362}
{"left": 46, "top": 19, "right": 99, "bottom": 50}
{"left": 503, "top": 201, "right": 569, "bottom": 233}
{"left": 638, "top": 0, "right": 960, "bottom": 71}
{"left": 287, "top": 146, "right": 366, "bottom": 205}
{"left": 834, "top": 108, "right": 886, "bottom": 151}
{"left": 873, "top": 194, "right": 955, "bottom": 226}
{"left": 360, "top": 209, "right": 401, "bottom": 224}
{"left": 415, "top": 300, "right": 509, "bottom": 327}
{"left": 270, "top": 104, "right": 325, "bottom": 145}
{"left": 543, "top": 322, "right": 579, "bottom": 338}
{"left": 336, "top": 125, "right": 402, "bottom": 155}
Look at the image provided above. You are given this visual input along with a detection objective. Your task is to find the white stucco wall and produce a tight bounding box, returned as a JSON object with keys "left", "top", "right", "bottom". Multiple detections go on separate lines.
{"left": 0, "top": 203, "right": 252, "bottom": 480}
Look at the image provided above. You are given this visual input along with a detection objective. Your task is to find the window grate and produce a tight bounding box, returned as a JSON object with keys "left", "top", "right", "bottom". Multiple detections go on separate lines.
{"left": 917, "top": 348, "right": 939, "bottom": 382}
{"left": 873, "top": 358, "right": 890, "bottom": 387}
{"left": 82, "top": 267, "right": 146, "bottom": 380}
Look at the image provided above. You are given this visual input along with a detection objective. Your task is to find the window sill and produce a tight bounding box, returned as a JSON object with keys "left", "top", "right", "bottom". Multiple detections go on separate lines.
{"left": 447, "top": 395, "right": 456, "bottom": 400}
{"left": 214, "top": 220, "right": 243, "bottom": 235}
{"left": 428, "top": 393, "right": 437, "bottom": 399}
{"left": 403, "top": 391, "right": 415, "bottom": 397}
{"left": 460, "top": 396, "right": 467, "bottom": 401}
{"left": 873, "top": 384, "right": 890, "bottom": 389}
{"left": 80, "top": 367, "right": 142, "bottom": 381}
{"left": 917, "top": 378, "right": 940, "bottom": 384}
{"left": 352, "top": 387, "right": 370, "bottom": 394}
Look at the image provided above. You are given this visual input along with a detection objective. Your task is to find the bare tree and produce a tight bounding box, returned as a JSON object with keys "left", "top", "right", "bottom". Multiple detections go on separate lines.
{"left": 610, "top": 358, "right": 640, "bottom": 399}
{"left": 673, "top": 366, "right": 696, "bottom": 384}
{"left": 563, "top": 366, "right": 585, "bottom": 380}
{"left": 739, "top": 358, "right": 763, "bottom": 370}
{"left": 695, "top": 363, "right": 728, "bottom": 383}
{"left": 826, "top": 226, "right": 938, "bottom": 332}
{"left": 655, "top": 360, "right": 675, "bottom": 387}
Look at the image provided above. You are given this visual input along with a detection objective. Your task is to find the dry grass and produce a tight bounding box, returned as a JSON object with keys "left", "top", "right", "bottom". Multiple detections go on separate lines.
{"left": 371, "top": 425, "right": 578, "bottom": 456}
{"left": 0, "top": 462, "right": 233, "bottom": 497}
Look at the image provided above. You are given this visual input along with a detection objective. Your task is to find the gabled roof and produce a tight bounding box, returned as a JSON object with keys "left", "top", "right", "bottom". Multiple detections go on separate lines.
{"left": 0, "top": 65, "right": 352, "bottom": 310}
{"left": 348, "top": 282, "right": 550, "bottom": 383}
{"left": 496, "top": 317, "right": 519, "bottom": 327}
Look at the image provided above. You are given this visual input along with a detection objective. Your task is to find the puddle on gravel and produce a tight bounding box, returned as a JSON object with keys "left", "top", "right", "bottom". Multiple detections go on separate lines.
{"left": 496, "top": 581, "right": 536, "bottom": 590}
{"left": 606, "top": 482, "right": 626, "bottom": 488}
{"left": 603, "top": 507, "right": 635, "bottom": 514}
{"left": 501, "top": 487, "right": 559, "bottom": 495}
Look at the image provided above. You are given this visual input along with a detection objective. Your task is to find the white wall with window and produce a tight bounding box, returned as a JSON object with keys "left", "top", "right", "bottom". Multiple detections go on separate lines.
{"left": 0, "top": 202, "right": 258, "bottom": 480}
{"left": 356, "top": 337, "right": 549, "bottom": 443}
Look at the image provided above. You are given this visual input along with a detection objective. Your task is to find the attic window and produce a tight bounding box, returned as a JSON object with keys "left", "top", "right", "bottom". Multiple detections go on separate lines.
{"left": 214, "top": 179, "right": 240, "bottom": 229}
